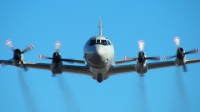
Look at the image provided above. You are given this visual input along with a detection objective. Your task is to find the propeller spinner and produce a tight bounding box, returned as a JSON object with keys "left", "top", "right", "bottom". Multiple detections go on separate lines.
{"left": 5, "top": 39, "right": 34, "bottom": 71}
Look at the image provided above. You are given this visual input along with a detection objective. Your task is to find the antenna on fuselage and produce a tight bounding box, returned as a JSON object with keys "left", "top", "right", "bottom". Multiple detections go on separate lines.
{"left": 98, "top": 17, "right": 103, "bottom": 36}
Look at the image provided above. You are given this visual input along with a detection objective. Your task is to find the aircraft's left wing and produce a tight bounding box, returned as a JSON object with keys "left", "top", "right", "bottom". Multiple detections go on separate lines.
{"left": 148, "top": 58, "right": 200, "bottom": 70}
{"left": 108, "top": 58, "right": 200, "bottom": 75}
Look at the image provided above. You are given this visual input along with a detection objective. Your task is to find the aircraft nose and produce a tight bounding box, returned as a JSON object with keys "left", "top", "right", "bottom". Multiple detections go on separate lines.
{"left": 90, "top": 45, "right": 107, "bottom": 67}
{"left": 94, "top": 45, "right": 107, "bottom": 56}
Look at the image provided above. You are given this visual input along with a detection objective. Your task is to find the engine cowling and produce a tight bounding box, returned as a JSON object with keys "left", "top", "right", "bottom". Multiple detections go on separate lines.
{"left": 137, "top": 51, "right": 146, "bottom": 63}
{"left": 52, "top": 52, "right": 62, "bottom": 64}
{"left": 176, "top": 47, "right": 185, "bottom": 60}
{"left": 51, "top": 52, "right": 63, "bottom": 75}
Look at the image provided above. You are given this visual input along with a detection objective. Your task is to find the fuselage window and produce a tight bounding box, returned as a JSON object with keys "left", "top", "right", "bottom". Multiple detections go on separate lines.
{"left": 89, "top": 40, "right": 95, "bottom": 46}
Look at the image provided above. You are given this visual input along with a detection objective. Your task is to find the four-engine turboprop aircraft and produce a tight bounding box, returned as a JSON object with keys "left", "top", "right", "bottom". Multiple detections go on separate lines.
{"left": 1, "top": 19, "right": 200, "bottom": 83}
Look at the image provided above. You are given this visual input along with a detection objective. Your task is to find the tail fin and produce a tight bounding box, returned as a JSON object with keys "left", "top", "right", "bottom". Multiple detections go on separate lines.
{"left": 99, "top": 17, "right": 103, "bottom": 36}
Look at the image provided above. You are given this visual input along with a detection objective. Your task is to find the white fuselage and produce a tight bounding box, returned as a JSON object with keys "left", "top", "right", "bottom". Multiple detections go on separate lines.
{"left": 83, "top": 36, "right": 149, "bottom": 79}
{"left": 84, "top": 36, "right": 114, "bottom": 79}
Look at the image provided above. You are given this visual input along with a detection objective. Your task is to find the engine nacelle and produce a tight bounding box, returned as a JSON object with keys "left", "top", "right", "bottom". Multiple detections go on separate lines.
{"left": 136, "top": 60, "right": 148, "bottom": 75}
{"left": 51, "top": 52, "right": 63, "bottom": 74}
{"left": 136, "top": 51, "right": 148, "bottom": 75}
{"left": 14, "top": 49, "right": 22, "bottom": 61}
{"left": 13, "top": 49, "right": 24, "bottom": 66}
{"left": 176, "top": 47, "right": 185, "bottom": 59}
{"left": 137, "top": 51, "right": 147, "bottom": 63}
{"left": 51, "top": 63, "right": 63, "bottom": 74}
{"left": 52, "top": 52, "right": 62, "bottom": 64}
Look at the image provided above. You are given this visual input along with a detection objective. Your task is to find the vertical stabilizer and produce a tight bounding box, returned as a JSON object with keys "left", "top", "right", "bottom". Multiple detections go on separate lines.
{"left": 99, "top": 17, "right": 103, "bottom": 36}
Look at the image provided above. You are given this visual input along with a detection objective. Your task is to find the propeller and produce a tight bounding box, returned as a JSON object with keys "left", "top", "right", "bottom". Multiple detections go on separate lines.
{"left": 39, "top": 41, "right": 85, "bottom": 64}
{"left": 5, "top": 40, "right": 14, "bottom": 51}
{"left": 5, "top": 40, "right": 34, "bottom": 71}
{"left": 138, "top": 40, "right": 159, "bottom": 61}
{"left": 123, "top": 40, "right": 159, "bottom": 63}
{"left": 163, "top": 37, "right": 199, "bottom": 72}
{"left": 5, "top": 39, "right": 34, "bottom": 54}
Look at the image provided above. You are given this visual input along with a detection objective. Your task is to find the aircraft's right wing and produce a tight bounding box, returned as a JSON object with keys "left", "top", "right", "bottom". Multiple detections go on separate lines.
{"left": 23, "top": 62, "right": 92, "bottom": 76}
{"left": 115, "top": 58, "right": 136, "bottom": 64}
{"left": 108, "top": 58, "right": 200, "bottom": 75}
{"left": 0, "top": 60, "right": 93, "bottom": 76}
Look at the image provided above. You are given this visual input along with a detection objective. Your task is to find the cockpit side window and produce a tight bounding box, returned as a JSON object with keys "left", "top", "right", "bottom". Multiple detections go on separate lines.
{"left": 107, "top": 40, "right": 111, "bottom": 45}
{"left": 89, "top": 40, "right": 95, "bottom": 46}
{"left": 101, "top": 40, "right": 108, "bottom": 45}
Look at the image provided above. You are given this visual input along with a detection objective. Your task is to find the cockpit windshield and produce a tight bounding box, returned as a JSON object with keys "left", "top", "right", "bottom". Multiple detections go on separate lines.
{"left": 89, "top": 39, "right": 111, "bottom": 46}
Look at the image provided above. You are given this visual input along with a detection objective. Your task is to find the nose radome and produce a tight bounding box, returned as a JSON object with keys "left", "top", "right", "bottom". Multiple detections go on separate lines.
{"left": 95, "top": 45, "right": 107, "bottom": 56}
{"left": 89, "top": 45, "right": 107, "bottom": 67}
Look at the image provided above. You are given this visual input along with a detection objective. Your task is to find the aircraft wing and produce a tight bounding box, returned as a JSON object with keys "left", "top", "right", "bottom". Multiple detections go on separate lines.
{"left": 108, "top": 58, "right": 200, "bottom": 75}
{"left": 24, "top": 62, "right": 92, "bottom": 75}
{"left": 0, "top": 60, "right": 92, "bottom": 76}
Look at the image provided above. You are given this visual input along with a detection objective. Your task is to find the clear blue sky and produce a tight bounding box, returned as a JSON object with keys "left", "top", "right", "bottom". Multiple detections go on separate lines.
{"left": 0, "top": 0, "right": 200, "bottom": 112}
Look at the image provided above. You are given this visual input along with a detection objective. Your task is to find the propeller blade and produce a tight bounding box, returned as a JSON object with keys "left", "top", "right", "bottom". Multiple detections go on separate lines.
{"left": 145, "top": 56, "right": 160, "bottom": 60}
{"left": 182, "top": 63, "right": 187, "bottom": 72}
{"left": 184, "top": 48, "right": 199, "bottom": 54}
{"left": 163, "top": 55, "right": 176, "bottom": 61}
{"left": 55, "top": 41, "right": 61, "bottom": 55}
{"left": 21, "top": 44, "right": 34, "bottom": 54}
{"left": 38, "top": 55, "right": 53, "bottom": 60}
{"left": 5, "top": 40, "right": 14, "bottom": 51}
{"left": 174, "top": 37, "right": 180, "bottom": 47}
{"left": 115, "top": 56, "right": 137, "bottom": 64}
{"left": 61, "top": 58, "right": 85, "bottom": 64}
{"left": 138, "top": 40, "right": 145, "bottom": 51}
{"left": 124, "top": 56, "right": 138, "bottom": 61}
